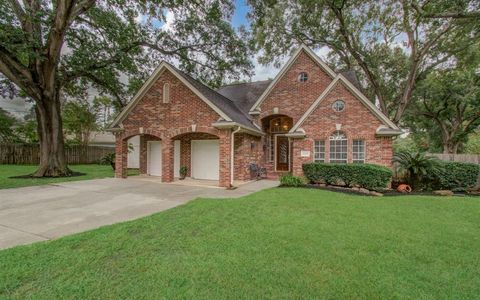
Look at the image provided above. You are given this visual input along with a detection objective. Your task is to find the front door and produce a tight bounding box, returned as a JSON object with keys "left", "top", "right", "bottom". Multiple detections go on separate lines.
{"left": 276, "top": 136, "right": 289, "bottom": 171}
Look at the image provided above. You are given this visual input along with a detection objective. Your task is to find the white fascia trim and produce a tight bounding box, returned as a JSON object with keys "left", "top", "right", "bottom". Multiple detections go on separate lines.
{"left": 337, "top": 73, "right": 399, "bottom": 130}
{"left": 290, "top": 74, "right": 400, "bottom": 133}
{"left": 249, "top": 44, "right": 337, "bottom": 113}
{"left": 290, "top": 76, "right": 340, "bottom": 132}
{"left": 108, "top": 62, "right": 232, "bottom": 130}
{"left": 212, "top": 122, "right": 264, "bottom": 136}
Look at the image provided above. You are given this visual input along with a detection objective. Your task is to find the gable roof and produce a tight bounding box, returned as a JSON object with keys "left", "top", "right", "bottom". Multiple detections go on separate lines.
{"left": 217, "top": 80, "right": 272, "bottom": 114}
{"left": 109, "top": 62, "right": 258, "bottom": 132}
{"left": 290, "top": 74, "right": 400, "bottom": 132}
{"left": 249, "top": 44, "right": 337, "bottom": 113}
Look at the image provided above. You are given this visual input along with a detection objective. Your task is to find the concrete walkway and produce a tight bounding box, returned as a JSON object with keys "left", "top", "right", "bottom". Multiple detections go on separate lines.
{"left": 0, "top": 178, "right": 278, "bottom": 250}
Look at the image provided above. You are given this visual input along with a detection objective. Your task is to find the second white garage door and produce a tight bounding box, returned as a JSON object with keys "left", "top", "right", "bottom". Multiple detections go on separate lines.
{"left": 191, "top": 140, "right": 219, "bottom": 180}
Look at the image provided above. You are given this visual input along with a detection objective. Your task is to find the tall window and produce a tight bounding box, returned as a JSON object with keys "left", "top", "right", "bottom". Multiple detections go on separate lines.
{"left": 353, "top": 140, "right": 365, "bottom": 163}
{"left": 329, "top": 131, "right": 347, "bottom": 163}
{"left": 163, "top": 83, "right": 170, "bottom": 103}
{"left": 266, "top": 135, "right": 274, "bottom": 162}
{"left": 314, "top": 140, "right": 325, "bottom": 162}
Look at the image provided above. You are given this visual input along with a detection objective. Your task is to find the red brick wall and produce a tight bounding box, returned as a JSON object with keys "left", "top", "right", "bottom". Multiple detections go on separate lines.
{"left": 291, "top": 81, "right": 393, "bottom": 176}
{"left": 116, "top": 69, "right": 233, "bottom": 186}
{"left": 255, "top": 50, "right": 334, "bottom": 124}
{"left": 233, "top": 133, "right": 263, "bottom": 180}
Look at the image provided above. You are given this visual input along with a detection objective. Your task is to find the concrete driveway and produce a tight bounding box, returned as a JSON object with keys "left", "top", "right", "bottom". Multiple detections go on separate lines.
{"left": 0, "top": 177, "right": 278, "bottom": 250}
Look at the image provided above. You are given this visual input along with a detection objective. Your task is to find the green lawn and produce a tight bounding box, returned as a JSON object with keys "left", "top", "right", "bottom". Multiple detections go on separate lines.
{"left": 1, "top": 188, "right": 479, "bottom": 299}
{"left": 0, "top": 164, "right": 139, "bottom": 189}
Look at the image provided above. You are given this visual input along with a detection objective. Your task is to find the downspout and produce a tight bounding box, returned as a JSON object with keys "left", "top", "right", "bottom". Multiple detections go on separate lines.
{"left": 230, "top": 126, "right": 241, "bottom": 187}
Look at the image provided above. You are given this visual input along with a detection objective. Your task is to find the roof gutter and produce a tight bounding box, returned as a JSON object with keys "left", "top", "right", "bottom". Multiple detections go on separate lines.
{"left": 212, "top": 121, "right": 264, "bottom": 136}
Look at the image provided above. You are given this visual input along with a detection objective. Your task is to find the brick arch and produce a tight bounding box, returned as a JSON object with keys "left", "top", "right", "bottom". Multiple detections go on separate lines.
{"left": 166, "top": 125, "right": 220, "bottom": 139}
{"left": 259, "top": 110, "right": 294, "bottom": 121}
{"left": 119, "top": 128, "right": 165, "bottom": 141}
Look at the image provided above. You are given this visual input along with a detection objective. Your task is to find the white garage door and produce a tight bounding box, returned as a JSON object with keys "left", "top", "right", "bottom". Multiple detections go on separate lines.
{"left": 191, "top": 140, "right": 219, "bottom": 180}
{"left": 147, "top": 141, "right": 162, "bottom": 176}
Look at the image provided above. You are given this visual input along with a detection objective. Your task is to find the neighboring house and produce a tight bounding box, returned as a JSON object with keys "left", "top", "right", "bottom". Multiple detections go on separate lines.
{"left": 108, "top": 45, "right": 401, "bottom": 187}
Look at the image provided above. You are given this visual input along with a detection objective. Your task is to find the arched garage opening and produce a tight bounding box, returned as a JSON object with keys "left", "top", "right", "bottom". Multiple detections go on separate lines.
{"left": 172, "top": 132, "right": 220, "bottom": 181}
{"left": 116, "top": 133, "right": 162, "bottom": 178}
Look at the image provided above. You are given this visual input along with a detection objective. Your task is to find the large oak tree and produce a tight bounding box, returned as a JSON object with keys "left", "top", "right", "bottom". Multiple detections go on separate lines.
{"left": 0, "top": 0, "right": 252, "bottom": 177}
{"left": 247, "top": 0, "right": 479, "bottom": 124}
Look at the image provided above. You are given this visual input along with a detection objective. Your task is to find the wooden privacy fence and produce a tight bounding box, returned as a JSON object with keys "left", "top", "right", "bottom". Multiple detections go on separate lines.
{"left": 427, "top": 153, "right": 480, "bottom": 164}
{"left": 0, "top": 144, "right": 115, "bottom": 165}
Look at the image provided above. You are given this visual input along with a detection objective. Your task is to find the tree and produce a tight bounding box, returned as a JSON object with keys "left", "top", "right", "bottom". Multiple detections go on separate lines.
{"left": 63, "top": 100, "right": 98, "bottom": 146}
{"left": 406, "top": 69, "right": 480, "bottom": 153}
{"left": 0, "top": 108, "right": 17, "bottom": 142}
{"left": 247, "top": 0, "right": 479, "bottom": 124}
{"left": 0, "top": 0, "right": 252, "bottom": 177}
{"left": 465, "top": 131, "right": 480, "bottom": 154}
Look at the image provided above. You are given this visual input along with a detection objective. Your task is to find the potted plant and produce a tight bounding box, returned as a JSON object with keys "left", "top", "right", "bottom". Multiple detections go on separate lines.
{"left": 179, "top": 166, "right": 188, "bottom": 180}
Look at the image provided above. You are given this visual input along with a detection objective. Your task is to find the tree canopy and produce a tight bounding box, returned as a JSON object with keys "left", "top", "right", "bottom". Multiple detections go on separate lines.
{"left": 0, "top": 0, "right": 252, "bottom": 176}
{"left": 247, "top": 0, "right": 480, "bottom": 124}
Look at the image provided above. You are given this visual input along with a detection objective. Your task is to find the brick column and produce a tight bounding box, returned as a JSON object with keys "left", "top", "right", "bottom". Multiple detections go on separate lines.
{"left": 291, "top": 138, "right": 311, "bottom": 177}
{"left": 162, "top": 138, "right": 174, "bottom": 183}
{"left": 139, "top": 135, "right": 147, "bottom": 174}
{"left": 115, "top": 136, "right": 128, "bottom": 178}
{"left": 219, "top": 130, "right": 232, "bottom": 188}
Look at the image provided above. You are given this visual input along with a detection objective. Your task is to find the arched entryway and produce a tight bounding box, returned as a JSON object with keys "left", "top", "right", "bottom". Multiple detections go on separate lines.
{"left": 261, "top": 115, "right": 293, "bottom": 172}
{"left": 171, "top": 132, "right": 220, "bottom": 181}
{"left": 115, "top": 130, "right": 164, "bottom": 179}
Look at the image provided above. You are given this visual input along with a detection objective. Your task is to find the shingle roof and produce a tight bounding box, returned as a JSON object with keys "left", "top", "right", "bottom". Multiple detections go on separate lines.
{"left": 216, "top": 80, "right": 272, "bottom": 114}
{"left": 167, "top": 64, "right": 258, "bottom": 131}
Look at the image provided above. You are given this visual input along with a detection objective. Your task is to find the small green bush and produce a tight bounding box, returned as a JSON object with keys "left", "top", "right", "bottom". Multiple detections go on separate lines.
{"left": 303, "top": 163, "right": 392, "bottom": 191}
{"left": 280, "top": 173, "right": 305, "bottom": 187}
{"left": 425, "top": 161, "right": 480, "bottom": 191}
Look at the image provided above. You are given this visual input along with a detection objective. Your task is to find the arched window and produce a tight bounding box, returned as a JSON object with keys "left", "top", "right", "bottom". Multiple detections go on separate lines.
{"left": 163, "top": 83, "right": 170, "bottom": 103}
{"left": 329, "top": 130, "right": 347, "bottom": 163}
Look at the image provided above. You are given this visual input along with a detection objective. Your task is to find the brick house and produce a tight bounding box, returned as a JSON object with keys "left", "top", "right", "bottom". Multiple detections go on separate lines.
{"left": 108, "top": 45, "right": 401, "bottom": 187}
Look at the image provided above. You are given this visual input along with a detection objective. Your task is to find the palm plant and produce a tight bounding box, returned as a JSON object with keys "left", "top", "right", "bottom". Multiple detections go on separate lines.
{"left": 392, "top": 151, "right": 441, "bottom": 190}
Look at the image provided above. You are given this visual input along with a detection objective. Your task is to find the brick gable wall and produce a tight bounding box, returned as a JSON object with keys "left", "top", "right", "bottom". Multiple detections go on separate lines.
{"left": 291, "top": 81, "right": 393, "bottom": 175}
{"left": 115, "top": 69, "right": 234, "bottom": 187}
{"left": 254, "top": 51, "right": 334, "bottom": 124}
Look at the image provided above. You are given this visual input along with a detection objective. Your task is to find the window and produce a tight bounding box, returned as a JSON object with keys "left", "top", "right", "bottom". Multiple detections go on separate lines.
{"left": 269, "top": 116, "right": 292, "bottom": 133}
{"left": 314, "top": 140, "right": 325, "bottom": 162}
{"left": 298, "top": 72, "right": 308, "bottom": 82}
{"left": 353, "top": 140, "right": 365, "bottom": 163}
{"left": 329, "top": 131, "right": 347, "bottom": 163}
{"left": 163, "top": 83, "right": 170, "bottom": 103}
{"left": 266, "top": 135, "right": 274, "bottom": 162}
{"left": 332, "top": 100, "right": 345, "bottom": 112}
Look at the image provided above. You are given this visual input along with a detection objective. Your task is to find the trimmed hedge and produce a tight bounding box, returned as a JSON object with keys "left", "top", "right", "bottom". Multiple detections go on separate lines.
{"left": 279, "top": 173, "right": 305, "bottom": 187}
{"left": 425, "top": 161, "right": 480, "bottom": 192}
{"left": 303, "top": 163, "right": 392, "bottom": 191}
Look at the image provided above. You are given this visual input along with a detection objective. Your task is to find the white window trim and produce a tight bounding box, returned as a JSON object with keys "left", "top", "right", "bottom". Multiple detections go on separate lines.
{"left": 313, "top": 140, "right": 325, "bottom": 163}
{"left": 352, "top": 139, "right": 366, "bottom": 163}
{"left": 329, "top": 131, "right": 348, "bottom": 164}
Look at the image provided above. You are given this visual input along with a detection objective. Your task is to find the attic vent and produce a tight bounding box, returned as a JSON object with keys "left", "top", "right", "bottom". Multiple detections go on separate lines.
{"left": 163, "top": 83, "right": 170, "bottom": 103}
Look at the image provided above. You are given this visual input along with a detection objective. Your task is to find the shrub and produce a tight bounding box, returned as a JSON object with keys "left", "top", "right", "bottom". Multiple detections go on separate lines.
{"left": 425, "top": 161, "right": 479, "bottom": 192}
{"left": 280, "top": 173, "right": 305, "bottom": 187}
{"left": 101, "top": 152, "right": 116, "bottom": 171}
{"left": 302, "top": 163, "right": 392, "bottom": 191}
{"left": 392, "top": 151, "right": 440, "bottom": 189}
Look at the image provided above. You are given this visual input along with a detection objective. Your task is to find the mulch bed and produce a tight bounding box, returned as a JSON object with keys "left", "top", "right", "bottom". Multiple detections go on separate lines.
{"left": 305, "top": 183, "right": 479, "bottom": 197}
{"left": 9, "top": 172, "right": 86, "bottom": 179}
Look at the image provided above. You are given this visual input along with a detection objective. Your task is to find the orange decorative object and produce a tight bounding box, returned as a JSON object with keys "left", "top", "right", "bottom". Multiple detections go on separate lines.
{"left": 397, "top": 184, "right": 412, "bottom": 193}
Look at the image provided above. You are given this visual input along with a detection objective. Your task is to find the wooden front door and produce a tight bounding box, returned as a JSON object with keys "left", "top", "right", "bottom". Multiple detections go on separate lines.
{"left": 276, "top": 136, "right": 289, "bottom": 171}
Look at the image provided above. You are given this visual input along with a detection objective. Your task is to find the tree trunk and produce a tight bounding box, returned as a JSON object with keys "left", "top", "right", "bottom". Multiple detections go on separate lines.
{"left": 33, "top": 94, "right": 71, "bottom": 177}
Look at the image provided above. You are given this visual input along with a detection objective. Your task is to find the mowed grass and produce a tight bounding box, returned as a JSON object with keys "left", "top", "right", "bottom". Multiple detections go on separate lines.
{"left": 0, "top": 164, "right": 139, "bottom": 189}
{"left": 1, "top": 188, "right": 480, "bottom": 299}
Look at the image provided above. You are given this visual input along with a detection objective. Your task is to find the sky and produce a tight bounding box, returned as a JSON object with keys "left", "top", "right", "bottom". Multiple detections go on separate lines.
{"left": 0, "top": 1, "right": 324, "bottom": 118}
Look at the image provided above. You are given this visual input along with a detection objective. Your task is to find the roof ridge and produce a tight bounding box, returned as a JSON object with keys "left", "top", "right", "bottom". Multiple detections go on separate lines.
{"left": 219, "top": 79, "right": 272, "bottom": 88}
